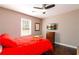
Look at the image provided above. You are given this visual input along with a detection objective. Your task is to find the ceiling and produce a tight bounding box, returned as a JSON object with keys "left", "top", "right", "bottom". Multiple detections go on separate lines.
{"left": 0, "top": 4, "right": 79, "bottom": 19}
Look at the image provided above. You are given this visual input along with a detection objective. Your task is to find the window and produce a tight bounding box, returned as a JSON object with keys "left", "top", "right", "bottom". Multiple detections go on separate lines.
{"left": 21, "top": 18, "right": 31, "bottom": 36}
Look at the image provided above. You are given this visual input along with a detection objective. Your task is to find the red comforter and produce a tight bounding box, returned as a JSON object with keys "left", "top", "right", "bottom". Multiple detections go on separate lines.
{"left": 1, "top": 36, "right": 53, "bottom": 55}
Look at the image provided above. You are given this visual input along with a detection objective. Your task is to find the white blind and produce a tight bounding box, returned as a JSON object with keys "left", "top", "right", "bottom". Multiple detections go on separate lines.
{"left": 21, "top": 18, "right": 31, "bottom": 36}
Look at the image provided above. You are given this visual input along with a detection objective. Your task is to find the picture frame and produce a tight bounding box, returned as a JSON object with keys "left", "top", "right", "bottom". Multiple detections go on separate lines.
{"left": 35, "top": 23, "right": 40, "bottom": 31}
{"left": 47, "top": 23, "right": 57, "bottom": 30}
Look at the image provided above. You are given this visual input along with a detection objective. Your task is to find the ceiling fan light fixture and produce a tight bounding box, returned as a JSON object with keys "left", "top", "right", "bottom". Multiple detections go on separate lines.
{"left": 42, "top": 9, "right": 47, "bottom": 14}
{"left": 42, "top": 9, "right": 47, "bottom": 12}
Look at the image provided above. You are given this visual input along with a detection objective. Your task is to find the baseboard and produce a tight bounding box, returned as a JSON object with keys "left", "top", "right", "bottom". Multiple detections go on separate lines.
{"left": 55, "top": 42, "right": 77, "bottom": 49}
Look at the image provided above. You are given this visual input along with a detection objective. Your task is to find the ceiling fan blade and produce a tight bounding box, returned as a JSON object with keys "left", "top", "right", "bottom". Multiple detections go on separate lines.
{"left": 33, "top": 7, "right": 43, "bottom": 9}
{"left": 45, "top": 4, "right": 55, "bottom": 9}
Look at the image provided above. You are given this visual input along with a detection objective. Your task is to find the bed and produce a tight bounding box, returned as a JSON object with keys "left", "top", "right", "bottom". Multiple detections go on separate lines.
{"left": 0, "top": 34, "right": 54, "bottom": 55}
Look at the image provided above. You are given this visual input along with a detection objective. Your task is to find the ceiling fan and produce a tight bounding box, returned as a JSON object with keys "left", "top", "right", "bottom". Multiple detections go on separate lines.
{"left": 33, "top": 4, "right": 55, "bottom": 14}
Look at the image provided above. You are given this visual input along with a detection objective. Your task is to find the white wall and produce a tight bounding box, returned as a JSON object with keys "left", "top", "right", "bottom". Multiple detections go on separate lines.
{"left": 42, "top": 9, "right": 79, "bottom": 47}
{"left": 0, "top": 7, "right": 42, "bottom": 37}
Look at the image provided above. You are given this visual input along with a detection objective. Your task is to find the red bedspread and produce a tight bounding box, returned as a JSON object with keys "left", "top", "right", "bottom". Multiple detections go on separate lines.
{"left": 1, "top": 36, "right": 53, "bottom": 55}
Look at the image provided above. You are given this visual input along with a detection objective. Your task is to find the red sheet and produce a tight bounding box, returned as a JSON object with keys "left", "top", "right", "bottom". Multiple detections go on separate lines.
{"left": 1, "top": 36, "right": 53, "bottom": 55}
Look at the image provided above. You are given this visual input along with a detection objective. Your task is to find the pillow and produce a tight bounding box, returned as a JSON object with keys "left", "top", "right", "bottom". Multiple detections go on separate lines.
{"left": 0, "top": 45, "right": 3, "bottom": 54}
{"left": 0, "top": 33, "right": 17, "bottom": 47}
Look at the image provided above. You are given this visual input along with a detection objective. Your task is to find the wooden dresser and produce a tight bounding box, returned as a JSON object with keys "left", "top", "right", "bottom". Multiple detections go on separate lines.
{"left": 46, "top": 32, "right": 55, "bottom": 45}
{"left": 46, "top": 32, "right": 55, "bottom": 54}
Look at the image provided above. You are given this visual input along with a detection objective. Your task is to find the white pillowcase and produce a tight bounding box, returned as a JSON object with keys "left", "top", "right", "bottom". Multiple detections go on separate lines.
{"left": 0, "top": 45, "right": 2, "bottom": 53}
